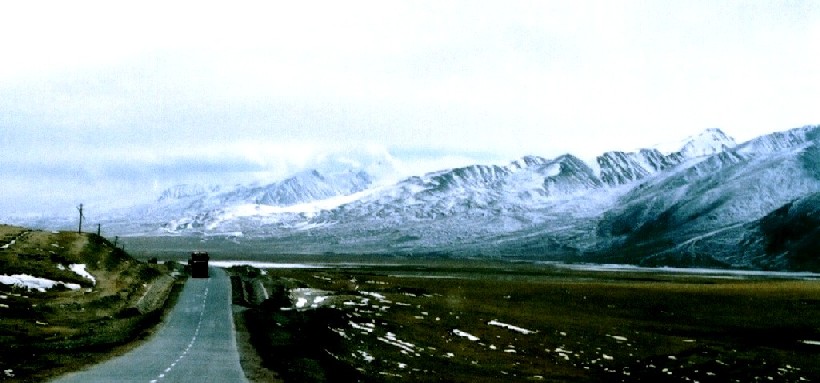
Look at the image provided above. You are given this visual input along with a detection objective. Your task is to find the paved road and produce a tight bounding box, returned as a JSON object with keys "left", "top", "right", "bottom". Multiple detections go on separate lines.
{"left": 51, "top": 267, "right": 248, "bottom": 383}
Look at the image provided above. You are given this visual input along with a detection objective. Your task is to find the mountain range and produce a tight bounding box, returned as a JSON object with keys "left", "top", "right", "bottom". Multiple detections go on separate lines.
{"left": 31, "top": 126, "right": 820, "bottom": 271}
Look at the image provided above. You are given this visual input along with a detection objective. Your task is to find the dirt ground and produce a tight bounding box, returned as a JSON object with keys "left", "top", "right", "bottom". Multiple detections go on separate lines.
{"left": 228, "top": 262, "right": 820, "bottom": 382}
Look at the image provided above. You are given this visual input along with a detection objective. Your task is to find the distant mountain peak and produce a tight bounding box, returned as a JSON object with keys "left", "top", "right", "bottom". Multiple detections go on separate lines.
{"left": 679, "top": 128, "right": 737, "bottom": 158}
{"left": 157, "top": 184, "right": 221, "bottom": 202}
{"left": 652, "top": 128, "right": 737, "bottom": 157}
{"left": 509, "top": 155, "right": 550, "bottom": 170}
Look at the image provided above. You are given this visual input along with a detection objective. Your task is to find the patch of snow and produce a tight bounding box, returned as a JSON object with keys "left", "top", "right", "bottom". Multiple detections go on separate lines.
{"left": 800, "top": 340, "right": 820, "bottom": 346}
{"left": 488, "top": 320, "right": 536, "bottom": 334}
{"left": 378, "top": 332, "right": 416, "bottom": 354}
{"left": 362, "top": 291, "right": 387, "bottom": 301}
{"left": 313, "top": 296, "right": 329, "bottom": 305}
{"left": 557, "top": 352, "right": 570, "bottom": 361}
{"left": 350, "top": 321, "right": 375, "bottom": 333}
{"left": 69, "top": 264, "right": 96, "bottom": 285}
{"left": 452, "top": 329, "right": 480, "bottom": 341}
{"left": 544, "top": 163, "right": 562, "bottom": 177}
{"left": 295, "top": 297, "right": 308, "bottom": 308}
{"left": 226, "top": 187, "right": 384, "bottom": 219}
{"left": 651, "top": 128, "right": 736, "bottom": 157}
{"left": 611, "top": 335, "right": 628, "bottom": 342}
{"left": 0, "top": 274, "right": 81, "bottom": 292}
{"left": 357, "top": 350, "right": 375, "bottom": 362}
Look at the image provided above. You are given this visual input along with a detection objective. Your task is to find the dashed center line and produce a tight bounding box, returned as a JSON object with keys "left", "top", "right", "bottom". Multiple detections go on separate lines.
{"left": 149, "top": 283, "right": 209, "bottom": 383}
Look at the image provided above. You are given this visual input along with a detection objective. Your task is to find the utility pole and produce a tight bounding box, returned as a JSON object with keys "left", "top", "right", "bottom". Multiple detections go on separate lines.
{"left": 77, "top": 204, "right": 85, "bottom": 234}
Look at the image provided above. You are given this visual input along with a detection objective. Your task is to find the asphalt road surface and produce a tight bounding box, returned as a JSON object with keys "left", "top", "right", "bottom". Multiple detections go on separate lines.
{"left": 51, "top": 267, "right": 248, "bottom": 383}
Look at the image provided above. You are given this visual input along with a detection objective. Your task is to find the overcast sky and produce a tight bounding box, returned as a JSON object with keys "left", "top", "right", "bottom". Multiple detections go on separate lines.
{"left": 1, "top": 1, "right": 819, "bottom": 216}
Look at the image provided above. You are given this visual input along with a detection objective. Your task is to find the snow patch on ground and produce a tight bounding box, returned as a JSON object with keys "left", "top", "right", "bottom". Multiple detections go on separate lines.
{"left": 362, "top": 291, "right": 387, "bottom": 301}
{"left": 488, "top": 320, "right": 536, "bottom": 334}
{"left": 0, "top": 274, "right": 81, "bottom": 292}
{"left": 452, "top": 329, "right": 480, "bottom": 341}
{"left": 295, "top": 297, "right": 309, "bottom": 308}
{"left": 357, "top": 350, "right": 375, "bottom": 362}
{"left": 290, "top": 288, "right": 332, "bottom": 310}
{"left": 69, "top": 264, "right": 96, "bottom": 285}
{"left": 378, "top": 332, "right": 417, "bottom": 354}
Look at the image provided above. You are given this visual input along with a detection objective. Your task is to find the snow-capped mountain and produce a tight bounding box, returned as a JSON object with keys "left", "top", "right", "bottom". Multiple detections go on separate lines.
{"left": 158, "top": 184, "right": 223, "bottom": 202}
{"left": 592, "top": 125, "right": 819, "bottom": 268}
{"left": 97, "top": 125, "right": 818, "bottom": 271}
{"left": 112, "top": 168, "right": 379, "bottom": 234}
{"left": 597, "top": 128, "right": 737, "bottom": 187}
{"left": 224, "top": 169, "right": 373, "bottom": 206}
{"left": 653, "top": 127, "right": 737, "bottom": 157}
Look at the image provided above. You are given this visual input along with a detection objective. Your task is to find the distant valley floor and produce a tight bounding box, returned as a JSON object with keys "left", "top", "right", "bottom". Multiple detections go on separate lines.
{"left": 227, "top": 261, "right": 820, "bottom": 383}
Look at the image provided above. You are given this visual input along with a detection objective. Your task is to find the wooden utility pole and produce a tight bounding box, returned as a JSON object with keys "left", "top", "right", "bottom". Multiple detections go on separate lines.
{"left": 77, "top": 204, "right": 85, "bottom": 234}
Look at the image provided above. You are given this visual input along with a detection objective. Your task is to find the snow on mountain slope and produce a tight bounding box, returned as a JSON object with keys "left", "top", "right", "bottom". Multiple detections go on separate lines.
{"left": 596, "top": 128, "right": 736, "bottom": 187}
{"left": 151, "top": 169, "right": 378, "bottom": 234}
{"left": 312, "top": 153, "right": 610, "bottom": 227}
{"left": 157, "top": 184, "right": 223, "bottom": 202}
{"left": 678, "top": 128, "right": 737, "bottom": 157}
{"left": 653, "top": 128, "right": 737, "bottom": 157}
{"left": 593, "top": 125, "right": 820, "bottom": 268}
{"left": 232, "top": 170, "right": 373, "bottom": 206}
{"left": 100, "top": 125, "right": 819, "bottom": 270}
{"left": 596, "top": 149, "right": 683, "bottom": 186}
{"left": 740, "top": 192, "right": 820, "bottom": 270}
{"left": 736, "top": 124, "right": 817, "bottom": 154}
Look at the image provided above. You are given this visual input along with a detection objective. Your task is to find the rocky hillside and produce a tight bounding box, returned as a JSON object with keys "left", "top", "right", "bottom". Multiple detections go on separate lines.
{"left": 590, "top": 126, "right": 820, "bottom": 269}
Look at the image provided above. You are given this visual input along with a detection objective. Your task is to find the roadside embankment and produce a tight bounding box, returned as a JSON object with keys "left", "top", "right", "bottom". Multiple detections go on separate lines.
{"left": 0, "top": 225, "right": 184, "bottom": 382}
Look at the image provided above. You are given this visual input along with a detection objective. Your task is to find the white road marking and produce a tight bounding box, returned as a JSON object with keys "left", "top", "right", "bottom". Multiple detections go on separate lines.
{"left": 148, "top": 284, "right": 210, "bottom": 382}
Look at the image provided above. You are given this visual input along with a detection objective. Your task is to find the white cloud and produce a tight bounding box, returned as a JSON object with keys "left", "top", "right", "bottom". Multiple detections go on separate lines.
{"left": 1, "top": 1, "right": 819, "bottom": 215}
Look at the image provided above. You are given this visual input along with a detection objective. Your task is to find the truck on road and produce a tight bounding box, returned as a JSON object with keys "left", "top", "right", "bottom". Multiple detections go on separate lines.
{"left": 188, "top": 251, "right": 210, "bottom": 278}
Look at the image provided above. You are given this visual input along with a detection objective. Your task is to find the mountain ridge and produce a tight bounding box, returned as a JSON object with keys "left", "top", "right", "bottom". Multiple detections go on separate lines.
{"left": 12, "top": 125, "right": 820, "bottom": 271}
